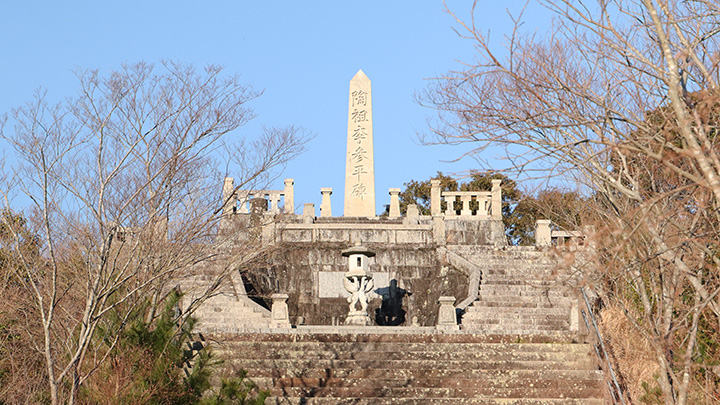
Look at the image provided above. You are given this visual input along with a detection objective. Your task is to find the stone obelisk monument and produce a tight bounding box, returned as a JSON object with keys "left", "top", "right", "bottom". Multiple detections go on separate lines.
{"left": 344, "top": 70, "right": 376, "bottom": 217}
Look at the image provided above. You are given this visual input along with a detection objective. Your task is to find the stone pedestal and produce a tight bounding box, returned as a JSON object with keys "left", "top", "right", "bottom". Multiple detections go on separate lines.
{"left": 270, "top": 293, "right": 291, "bottom": 328}
{"left": 436, "top": 296, "right": 459, "bottom": 331}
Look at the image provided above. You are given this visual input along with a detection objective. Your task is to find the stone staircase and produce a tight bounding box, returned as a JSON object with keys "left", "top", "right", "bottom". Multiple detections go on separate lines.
{"left": 215, "top": 331, "right": 605, "bottom": 404}
{"left": 452, "top": 246, "right": 578, "bottom": 335}
{"left": 185, "top": 271, "right": 272, "bottom": 334}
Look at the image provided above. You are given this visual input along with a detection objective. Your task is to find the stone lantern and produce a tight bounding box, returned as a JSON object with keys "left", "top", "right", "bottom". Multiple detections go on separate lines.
{"left": 342, "top": 244, "right": 376, "bottom": 325}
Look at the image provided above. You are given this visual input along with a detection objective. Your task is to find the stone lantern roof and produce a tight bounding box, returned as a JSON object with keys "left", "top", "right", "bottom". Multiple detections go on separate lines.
{"left": 341, "top": 244, "right": 375, "bottom": 257}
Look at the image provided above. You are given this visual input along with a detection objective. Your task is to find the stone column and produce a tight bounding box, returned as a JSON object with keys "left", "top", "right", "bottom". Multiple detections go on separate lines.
{"left": 436, "top": 296, "right": 459, "bottom": 331}
{"left": 270, "top": 294, "right": 291, "bottom": 328}
{"left": 536, "top": 219, "right": 552, "bottom": 247}
{"left": 284, "top": 178, "right": 294, "bottom": 214}
{"left": 430, "top": 180, "right": 441, "bottom": 216}
{"left": 491, "top": 179, "right": 502, "bottom": 220}
{"left": 344, "top": 70, "right": 376, "bottom": 217}
{"left": 320, "top": 188, "right": 333, "bottom": 217}
{"left": 222, "top": 177, "right": 235, "bottom": 215}
{"left": 388, "top": 188, "right": 401, "bottom": 218}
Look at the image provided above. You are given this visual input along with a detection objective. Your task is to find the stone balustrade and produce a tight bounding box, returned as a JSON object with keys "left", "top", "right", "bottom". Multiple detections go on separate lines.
{"left": 430, "top": 179, "right": 502, "bottom": 219}
{"left": 222, "top": 177, "right": 295, "bottom": 215}
{"left": 536, "top": 220, "right": 594, "bottom": 247}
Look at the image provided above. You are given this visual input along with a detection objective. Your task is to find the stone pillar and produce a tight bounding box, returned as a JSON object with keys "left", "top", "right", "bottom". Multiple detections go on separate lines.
{"left": 303, "top": 203, "right": 315, "bottom": 224}
{"left": 536, "top": 219, "right": 552, "bottom": 247}
{"left": 388, "top": 188, "right": 401, "bottom": 218}
{"left": 430, "top": 180, "right": 441, "bottom": 216}
{"left": 436, "top": 296, "right": 459, "bottom": 331}
{"left": 491, "top": 179, "right": 502, "bottom": 220}
{"left": 270, "top": 294, "right": 291, "bottom": 328}
{"left": 344, "top": 70, "right": 376, "bottom": 217}
{"left": 222, "top": 177, "right": 235, "bottom": 215}
{"left": 460, "top": 195, "right": 472, "bottom": 216}
{"left": 320, "top": 188, "right": 333, "bottom": 217}
{"left": 284, "top": 178, "right": 294, "bottom": 214}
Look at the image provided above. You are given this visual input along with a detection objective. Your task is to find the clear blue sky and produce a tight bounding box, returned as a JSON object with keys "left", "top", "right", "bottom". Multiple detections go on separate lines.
{"left": 0, "top": 1, "right": 552, "bottom": 215}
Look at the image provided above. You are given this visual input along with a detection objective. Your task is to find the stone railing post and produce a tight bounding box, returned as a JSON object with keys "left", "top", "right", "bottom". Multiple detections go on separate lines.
{"left": 444, "top": 194, "right": 456, "bottom": 216}
{"left": 284, "top": 178, "right": 294, "bottom": 214}
{"left": 536, "top": 219, "right": 552, "bottom": 247}
{"left": 320, "top": 188, "right": 333, "bottom": 217}
{"left": 491, "top": 179, "right": 502, "bottom": 220}
{"left": 235, "top": 191, "right": 248, "bottom": 214}
{"left": 460, "top": 195, "right": 472, "bottom": 216}
{"left": 222, "top": 177, "right": 235, "bottom": 215}
{"left": 303, "top": 203, "right": 315, "bottom": 224}
{"left": 430, "top": 180, "right": 441, "bottom": 216}
{"left": 404, "top": 204, "right": 419, "bottom": 225}
{"left": 270, "top": 192, "right": 282, "bottom": 214}
{"left": 270, "top": 294, "right": 291, "bottom": 328}
{"left": 388, "top": 188, "right": 401, "bottom": 218}
{"left": 436, "top": 296, "right": 459, "bottom": 331}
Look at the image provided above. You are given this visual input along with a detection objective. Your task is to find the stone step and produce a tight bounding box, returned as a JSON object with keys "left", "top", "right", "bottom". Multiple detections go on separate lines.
{"left": 478, "top": 286, "right": 573, "bottom": 296}
{"left": 265, "top": 385, "right": 604, "bottom": 399}
{"left": 474, "top": 300, "right": 570, "bottom": 309}
{"left": 481, "top": 265, "right": 560, "bottom": 273}
{"left": 268, "top": 394, "right": 605, "bottom": 405}
{"left": 217, "top": 332, "right": 580, "bottom": 344}
{"left": 244, "top": 368, "right": 602, "bottom": 380}
{"left": 230, "top": 358, "right": 595, "bottom": 371}
{"left": 461, "top": 318, "right": 571, "bottom": 326}
{"left": 219, "top": 348, "right": 588, "bottom": 362}
{"left": 465, "top": 306, "right": 570, "bottom": 316}
{"left": 461, "top": 327, "right": 572, "bottom": 335}
{"left": 480, "top": 279, "right": 570, "bottom": 287}
{"left": 260, "top": 375, "right": 602, "bottom": 390}
{"left": 217, "top": 341, "right": 591, "bottom": 353}
{"left": 477, "top": 293, "right": 572, "bottom": 302}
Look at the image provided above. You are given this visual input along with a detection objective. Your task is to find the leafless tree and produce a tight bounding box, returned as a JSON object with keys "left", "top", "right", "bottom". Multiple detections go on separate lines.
{"left": 421, "top": 1, "right": 720, "bottom": 403}
{"left": 0, "top": 61, "right": 307, "bottom": 404}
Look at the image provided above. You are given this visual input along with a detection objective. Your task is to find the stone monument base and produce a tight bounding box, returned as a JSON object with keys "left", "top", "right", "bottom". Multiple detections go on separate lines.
{"left": 344, "top": 311, "right": 372, "bottom": 326}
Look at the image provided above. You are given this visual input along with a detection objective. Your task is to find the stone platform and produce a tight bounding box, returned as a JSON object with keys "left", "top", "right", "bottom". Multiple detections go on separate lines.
{"left": 211, "top": 330, "right": 607, "bottom": 404}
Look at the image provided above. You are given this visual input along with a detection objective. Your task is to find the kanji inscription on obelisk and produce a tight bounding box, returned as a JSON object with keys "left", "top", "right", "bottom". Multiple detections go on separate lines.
{"left": 344, "top": 70, "right": 376, "bottom": 217}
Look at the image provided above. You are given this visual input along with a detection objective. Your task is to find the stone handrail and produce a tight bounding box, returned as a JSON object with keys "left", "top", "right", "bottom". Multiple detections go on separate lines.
{"left": 437, "top": 247, "right": 481, "bottom": 311}
{"left": 441, "top": 191, "right": 492, "bottom": 217}
{"left": 536, "top": 220, "right": 594, "bottom": 248}
{"left": 222, "top": 177, "right": 295, "bottom": 215}
{"left": 430, "top": 179, "right": 502, "bottom": 219}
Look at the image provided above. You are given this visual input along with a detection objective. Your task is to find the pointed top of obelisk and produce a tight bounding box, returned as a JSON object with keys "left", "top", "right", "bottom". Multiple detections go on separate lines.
{"left": 351, "top": 69, "right": 370, "bottom": 83}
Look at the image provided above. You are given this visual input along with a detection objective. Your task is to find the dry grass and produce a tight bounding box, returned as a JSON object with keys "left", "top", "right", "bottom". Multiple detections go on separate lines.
{"left": 600, "top": 303, "right": 661, "bottom": 402}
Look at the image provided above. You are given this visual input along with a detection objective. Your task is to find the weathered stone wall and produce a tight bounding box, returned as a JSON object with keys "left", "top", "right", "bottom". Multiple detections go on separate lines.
{"left": 226, "top": 214, "right": 508, "bottom": 327}
{"left": 245, "top": 241, "right": 469, "bottom": 327}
